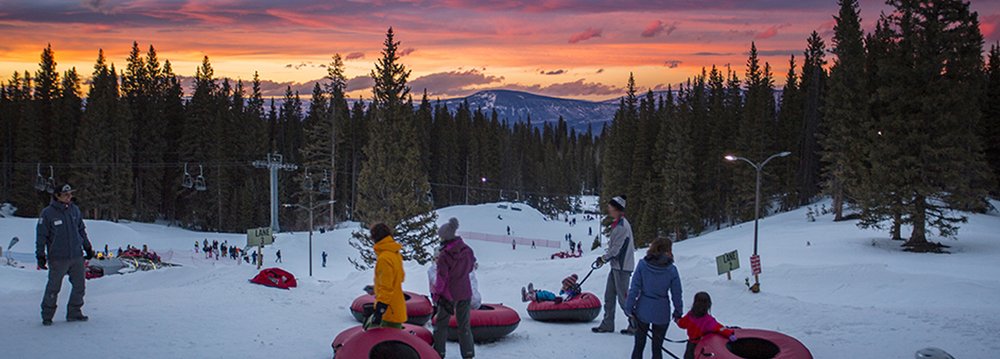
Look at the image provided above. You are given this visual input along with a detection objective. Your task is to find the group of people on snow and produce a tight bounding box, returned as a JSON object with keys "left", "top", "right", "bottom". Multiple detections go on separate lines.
{"left": 34, "top": 182, "right": 733, "bottom": 359}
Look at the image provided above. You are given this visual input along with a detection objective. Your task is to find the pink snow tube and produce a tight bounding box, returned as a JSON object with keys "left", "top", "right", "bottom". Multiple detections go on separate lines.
{"left": 526, "top": 292, "right": 601, "bottom": 322}
{"left": 349, "top": 291, "right": 433, "bottom": 325}
{"left": 432, "top": 303, "right": 520, "bottom": 343}
{"left": 332, "top": 325, "right": 439, "bottom": 359}
{"left": 694, "top": 328, "right": 812, "bottom": 359}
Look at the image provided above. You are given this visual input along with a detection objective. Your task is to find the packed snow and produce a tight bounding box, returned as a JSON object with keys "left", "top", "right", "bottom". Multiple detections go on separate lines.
{"left": 1, "top": 198, "right": 998, "bottom": 358}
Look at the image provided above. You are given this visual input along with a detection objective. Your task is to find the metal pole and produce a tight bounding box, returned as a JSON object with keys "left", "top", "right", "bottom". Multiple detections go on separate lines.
{"left": 309, "top": 191, "right": 314, "bottom": 277}
{"left": 270, "top": 159, "right": 279, "bottom": 232}
{"left": 753, "top": 165, "right": 761, "bottom": 290}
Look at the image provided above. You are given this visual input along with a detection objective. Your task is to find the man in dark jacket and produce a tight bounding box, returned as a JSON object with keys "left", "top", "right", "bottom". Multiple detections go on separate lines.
{"left": 432, "top": 217, "right": 477, "bottom": 359}
{"left": 36, "top": 183, "right": 95, "bottom": 326}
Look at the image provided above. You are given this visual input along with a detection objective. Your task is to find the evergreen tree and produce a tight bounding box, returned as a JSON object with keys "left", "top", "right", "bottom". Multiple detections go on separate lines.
{"left": 983, "top": 43, "right": 1000, "bottom": 196}
{"left": 798, "top": 32, "right": 827, "bottom": 207}
{"left": 860, "top": 1, "right": 991, "bottom": 250}
{"left": 822, "top": 0, "right": 868, "bottom": 220}
{"left": 600, "top": 74, "right": 638, "bottom": 230}
{"left": 658, "top": 85, "right": 699, "bottom": 240}
{"left": 733, "top": 43, "right": 778, "bottom": 221}
{"left": 776, "top": 56, "right": 803, "bottom": 210}
{"left": 350, "top": 28, "right": 438, "bottom": 269}
{"left": 74, "top": 50, "right": 133, "bottom": 220}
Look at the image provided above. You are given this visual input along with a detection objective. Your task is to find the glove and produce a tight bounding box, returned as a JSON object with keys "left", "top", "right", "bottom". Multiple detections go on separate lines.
{"left": 37, "top": 256, "right": 47, "bottom": 270}
{"left": 672, "top": 311, "right": 682, "bottom": 321}
{"left": 371, "top": 301, "right": 388, "bottom": 326}
{"left": 594, "top": 257, "right": 605, "bottom": 268}
{"left": 729, "top": 334, "right": 738, "bottom": 342}
{"left": 363, "top": 285, "right": 375, "bottom": 296}
{"left": 85, "top": 247, "right": 95, "bottom": 260}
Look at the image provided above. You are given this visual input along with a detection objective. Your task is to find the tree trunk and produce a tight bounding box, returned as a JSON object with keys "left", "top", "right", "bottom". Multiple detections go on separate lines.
{"left": 890, "top": 211, "right": 903, "bottom": 241}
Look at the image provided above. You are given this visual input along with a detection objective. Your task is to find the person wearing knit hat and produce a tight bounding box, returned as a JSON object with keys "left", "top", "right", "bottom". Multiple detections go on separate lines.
{"left": 594, "top": 194, "right": 637, "bottom": 335}
{"left": 520, "top": 274, "right": 582, "bottom": 304}
{"left": 432, "top": 217, "right": 477, "bottom": 359}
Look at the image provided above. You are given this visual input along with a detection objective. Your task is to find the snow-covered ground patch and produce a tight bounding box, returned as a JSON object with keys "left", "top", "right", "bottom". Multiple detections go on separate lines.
{"left": 1, "top": 200, "right": 998, "bottom": 358}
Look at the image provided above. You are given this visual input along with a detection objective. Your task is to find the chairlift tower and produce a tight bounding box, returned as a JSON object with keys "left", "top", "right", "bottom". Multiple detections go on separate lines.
{"left": 253, "top": 153, "right": 298, "bottom": 232}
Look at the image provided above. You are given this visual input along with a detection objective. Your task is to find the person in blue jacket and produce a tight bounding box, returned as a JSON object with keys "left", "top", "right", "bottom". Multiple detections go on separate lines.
{"left": 36, "top": 183, "right": 95, "bottom": 326}
{"left": 625, "top": 237, "right": 683, "bottom": 359}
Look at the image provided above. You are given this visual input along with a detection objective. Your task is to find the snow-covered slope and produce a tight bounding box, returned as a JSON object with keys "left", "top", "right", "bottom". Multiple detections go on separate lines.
{"left": 1, "top": 200, "right": 998, "bottom": 358}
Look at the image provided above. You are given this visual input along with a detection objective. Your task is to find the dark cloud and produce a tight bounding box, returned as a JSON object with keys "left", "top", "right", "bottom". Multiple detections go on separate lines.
{"left": 641, "top": 20, "right": 678, "bottom": 38}
{"left": 345, "top": 52, "right": 365, "bottom": 60}
{"left": 505, "top": 79, "right": 621, "bottom": 97}
{"left": 399, "top": 48, "right": 416, "bottom": 57}
{"left": 540, "top": 69, "right": 566, "bottom": 75}
{"left": 664, "top": 60, "right": 682, "bottom": 68}
{"left": 743, "top": 49, "right": 798, "bottom": 57}
{"left": 692, "top": 52, "right": 736, "bottom": 56}
{"left": 410, "top": 69, "right": 504, "bottom": 95}
{"left": 596, "top": 68, "right": 604, "bottom": 73}
{"left": 346, "top": 75, "right": 375, "bottom": 92}
{"left": 568, "top": 27, "right": 602, "bottom": 44}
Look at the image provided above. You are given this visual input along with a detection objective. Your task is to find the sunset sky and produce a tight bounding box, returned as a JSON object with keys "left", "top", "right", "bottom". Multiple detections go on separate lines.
{"left": 1, "top": 0, "right": 998, "bottom": 100}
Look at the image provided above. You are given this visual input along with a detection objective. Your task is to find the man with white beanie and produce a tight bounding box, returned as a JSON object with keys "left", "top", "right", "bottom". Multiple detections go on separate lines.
{"left": 593, "top": 195, "right": 636, "bottom": 335}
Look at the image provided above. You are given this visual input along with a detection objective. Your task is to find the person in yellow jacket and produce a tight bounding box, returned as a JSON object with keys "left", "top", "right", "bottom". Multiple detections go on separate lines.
{"left": 365, "top": 223, "right": 407, "bottom": 329}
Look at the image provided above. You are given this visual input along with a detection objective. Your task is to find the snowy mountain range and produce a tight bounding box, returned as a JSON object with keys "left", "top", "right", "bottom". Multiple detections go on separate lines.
{"left": 432, "top": 90, "right": 619, "bottom": 132}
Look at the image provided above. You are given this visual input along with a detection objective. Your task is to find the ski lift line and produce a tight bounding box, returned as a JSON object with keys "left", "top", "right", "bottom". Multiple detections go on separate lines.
{"left": 10, "top": 164, "right": 590, "bottom": 198}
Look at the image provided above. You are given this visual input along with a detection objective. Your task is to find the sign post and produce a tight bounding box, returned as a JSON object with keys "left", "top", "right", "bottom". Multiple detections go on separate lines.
{"left": 716, "top": 250, "right": 740, "bottom": 280}
{"left": 749, "top": 254, "right": 762, "bottom": 293}
{"left": 247, "top": 227, "right": 273, "bottom": 270}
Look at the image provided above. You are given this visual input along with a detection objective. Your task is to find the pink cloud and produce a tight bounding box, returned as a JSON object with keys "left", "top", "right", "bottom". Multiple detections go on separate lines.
{"left": 664, "top": 60, "right": 682, "bottom": 68}
{"left": 982, "top": 14, "right": 1000, "bottom": 41}
{"left": 755, "top": 24, "right": 790, "bottom": 40}
{"left": 568, "top": 27, "right": 602, "bottom": 44}
{"left": 641, "top": 20, "right": 677, "bottom": 38}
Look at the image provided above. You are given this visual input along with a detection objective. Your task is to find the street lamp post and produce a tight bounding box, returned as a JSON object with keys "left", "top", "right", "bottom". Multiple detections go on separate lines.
{"left": 283, "top": 199, "right": 335, "bottom": 277}
{"left": 724, "top": 151, "right": 791, "bottom": 293}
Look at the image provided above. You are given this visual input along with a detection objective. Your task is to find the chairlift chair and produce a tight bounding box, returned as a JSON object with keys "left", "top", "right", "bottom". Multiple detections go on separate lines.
{"left": 44, "top": 166, "right": 55, "bottom": 194}
{"left": 33, "top": 164, "right": 47, "bottom": 192}
{"left": 181, "top": 163, "right": 194, "bottom": 189}
{"left": 318, "top": 171, "right": 331, "bottom": 194}
{"left": 194, "top": 165, "right": 207, "bottom": 191}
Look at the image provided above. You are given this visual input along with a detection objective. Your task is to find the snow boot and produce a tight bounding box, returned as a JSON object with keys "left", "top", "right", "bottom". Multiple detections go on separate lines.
{"left": 42, "top": 319, "right": 52, "bottom": 326}
{"left": 521, "top": 287, "right": 529, "bottom": 302}
{"left": 67, "top": 314, "right": 89, "bottom": 322}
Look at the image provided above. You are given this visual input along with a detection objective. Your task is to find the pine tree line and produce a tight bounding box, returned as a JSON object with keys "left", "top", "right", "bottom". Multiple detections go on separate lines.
{"left": 0, "top": 30, "right": 601, "bottom": 243}
{"left": 599, "top": 0, "right": 997, "bottom": 250}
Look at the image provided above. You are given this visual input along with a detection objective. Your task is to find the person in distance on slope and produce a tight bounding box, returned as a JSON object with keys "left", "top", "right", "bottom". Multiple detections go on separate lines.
{"left": 365, "top": 223, "right": 407, "bottom": 330}
{"left": 521, "top": 274, "right": 581, "bottom": 304}
{"left": 676, "top": 292, "right": 736, "bottom": 359}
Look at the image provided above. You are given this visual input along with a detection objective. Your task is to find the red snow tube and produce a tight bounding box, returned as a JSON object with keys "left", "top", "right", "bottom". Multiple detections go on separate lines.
{"left": 249, "top": 268, "right": 297, "bottom": 289}
{"left": 432, "top": 303, "right": 520, "bottom": 343}
{"left": 694, "top": 328, "right": 812, "bottom": 359}
{"left": 350, "top": 291, "right": 433, "bottom": 325}
{"left": 527, "top": 292, "right": 601, "bottom": 322}
{"left": 84, "top": 260, "right": 104, "bottom": 280}
{"left": 331, "top": 325, "right": 439, "bottom": 359}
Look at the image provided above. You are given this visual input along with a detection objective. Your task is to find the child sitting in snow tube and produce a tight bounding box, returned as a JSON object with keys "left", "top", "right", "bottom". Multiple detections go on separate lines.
{"left": 678, "top": 292, "right": 736, "bottom": 359}
{"left": 524, "top": 274, "right": 602, "bottom": 322}
{"left": 679, "top": 292, "right": 813, "bottom": 359}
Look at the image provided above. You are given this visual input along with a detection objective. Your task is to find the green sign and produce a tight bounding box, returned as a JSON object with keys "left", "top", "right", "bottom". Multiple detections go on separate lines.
{"left": 247, "top": 227, "right": 274, "bottom": 247}
{"left": 716, "top": 250, "right": 740, "bottom": 276}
